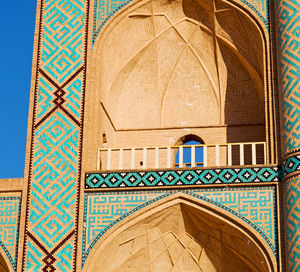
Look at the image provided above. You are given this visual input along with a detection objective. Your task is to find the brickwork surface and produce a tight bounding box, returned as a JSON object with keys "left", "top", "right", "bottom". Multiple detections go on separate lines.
{"left": 93, "top": 0, "right": 269, "bottom": 45}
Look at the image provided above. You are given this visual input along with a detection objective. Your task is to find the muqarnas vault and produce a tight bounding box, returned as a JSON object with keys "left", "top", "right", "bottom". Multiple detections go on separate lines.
{"left": 0, "top": 0, "right": 299, "bottom": 271}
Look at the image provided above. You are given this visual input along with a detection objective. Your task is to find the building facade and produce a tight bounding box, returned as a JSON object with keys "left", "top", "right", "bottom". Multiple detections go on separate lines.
{"left": 0, "top": 0, "right": 299, "bottom": 271}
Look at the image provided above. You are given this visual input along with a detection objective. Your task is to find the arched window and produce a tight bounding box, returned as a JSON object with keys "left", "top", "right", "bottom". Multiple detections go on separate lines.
{"left": 175, "top": 135, "right": 204, "bottom": 168}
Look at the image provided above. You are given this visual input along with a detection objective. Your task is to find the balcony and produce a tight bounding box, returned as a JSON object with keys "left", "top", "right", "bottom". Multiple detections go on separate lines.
{"left": 96, "top": 142, "right": 267, "bottom": 171}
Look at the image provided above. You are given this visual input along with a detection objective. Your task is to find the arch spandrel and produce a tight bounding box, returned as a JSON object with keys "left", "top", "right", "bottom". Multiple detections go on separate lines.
{"left": 83, "top": 192, "right": 277, "bottom": 272}
{"left": 92, "top": 0, "right": 269, "bottom": 46}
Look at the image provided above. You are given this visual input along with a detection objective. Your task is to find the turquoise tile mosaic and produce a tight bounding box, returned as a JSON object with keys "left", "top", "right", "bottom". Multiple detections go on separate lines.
{"left": 282, "top": 153, "right": 300, "bottom": 176}
{"left": 0, "top": 196, "right": 21, "bottom": 271}
{"left": 82, "top": 186, "right": 277, "bottom": 269}
{"left": 282, "top": 152, "right": 300, "bottom": 271}
{"left": 276, "top": 0, "right": 300, "bottom": 154}
{"left": 283, "top": 176, "right": 300, "bottom": 272}
{"left": 23, "top": 0, "right": 89, "bottom": 271}
{"left": 85, "top": 166, "right": 280, "bottom": 189}
{"left": 275, "top": 0, "right": 300, "bottom": 268}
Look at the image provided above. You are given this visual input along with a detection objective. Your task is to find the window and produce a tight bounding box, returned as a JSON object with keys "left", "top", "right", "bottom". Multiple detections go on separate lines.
{"left": 175, "top": 136, "right": 204, "bottom": 168}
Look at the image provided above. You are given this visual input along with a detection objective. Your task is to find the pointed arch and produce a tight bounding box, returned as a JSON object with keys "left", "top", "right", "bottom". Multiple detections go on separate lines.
{"left": 86, "top": 0, "right": 278, "bottom": 163}
{"left": 82, "top": 192, "right": 277, "bottom": 271}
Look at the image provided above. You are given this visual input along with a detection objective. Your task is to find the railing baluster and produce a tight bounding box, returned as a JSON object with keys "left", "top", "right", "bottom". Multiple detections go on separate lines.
{"left": 98, "top": 141, "right": 266, "bottom": 171}
{"left": 143, "top": 147, "right": 147, "bottom": 169}
{"left": 203, "top": 145, "right": 207, "bottom": 167}
{"left": 179, "top": 146, "right": 183, "bottom": 168}
{"left": 131, "top": 148, "right": 135, "bottom": 169}
{"left": 167, "top": 147, "right": 171, "bottom": 168}
{"left": 240, "top": 144, "right": 244, "bottom": 166}
{"left": 215, "top": 145, "right": 220, "bottom": 166}
{"left": 191, "top": 146, "right": 195, "bottom": 167}
{"left": 97, "top": 148, "right": 100, "bottom": 170}
{"left": 227, "top": 144, "right": 232, "bottom": 166}
{"left": 264, "top": 142, "right": 267, "bottom": 164}
{"left": 119, "top": 148, "right": 123, "bottom": 170}
{"left": 251, "top": 143, "right": 256, "bottom": 165}
{"left": 107, "top": 148, "right": 111, "bottom": 170}
{"left": 155, "top": 147, "right": 159, "bottom": 168}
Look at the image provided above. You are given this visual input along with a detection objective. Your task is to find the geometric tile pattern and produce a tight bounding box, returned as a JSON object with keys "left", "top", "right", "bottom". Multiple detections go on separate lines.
{"left": 82, "top": 186, "right": 277, "bottom": 269}
{"left": 92, "top": 0, "right": 269, "bottom": 45}
{"left": 283, "top": 176, "right": 300, "bottom": 272}
{"left": 282, "top": 153, "right": 300, "bottom": 177}
{"left": 23, "top": 0, "right": 88, "bottom": 271}
{"left": 191, "top": 188, "right": 276, "bottom": 249}
{"left": 276, "top": 0, "right": 300, "bottom": 269}
{"left": 82, "top": 191, "right": 165, "bottom": 266}
{"left": 0, "top": 195, "right": 22, "bottom": 272}
{"left": 282, "top": 149, "right": 300, "bottom": 271}
{"left": 85, "top": 166, "right": 280, "bottom": 189}
{"left": 275, "top": 0, "right": 300, "bottom": 154}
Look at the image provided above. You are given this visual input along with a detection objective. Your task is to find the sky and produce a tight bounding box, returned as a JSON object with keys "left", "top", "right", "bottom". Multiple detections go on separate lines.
{"left": 0, "top": 1, "right": 37, "bottom": 178}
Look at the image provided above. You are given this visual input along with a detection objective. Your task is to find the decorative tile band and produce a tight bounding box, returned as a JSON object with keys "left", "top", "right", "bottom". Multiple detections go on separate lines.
{"left": 276, "top": 0, "right": 300, "bottom": 267}
{"left": 82, "top": 186, "right": 277, "bottom": 269}
{"left": 92, "top": 0, "right": 269, "bottom": 45}
{"left": 85, "top": 166, "right": 280, "bottom": 189}
{"left": 282, "top": 151, "right": 300, "bottom": 271}
{"left": 276, "top": 0, "right": 300, "bottom": 154}
{"left": 0, "top": 196, "right": 21, "bottom": 271}
{"left": 283, "top": 176, "right": 300, "bottom": 272}
{"left": 23, "top": 0, "right": 88, "bottom": 270}
{"left": 282, "top": 153, "right": 300, "bottom": 178}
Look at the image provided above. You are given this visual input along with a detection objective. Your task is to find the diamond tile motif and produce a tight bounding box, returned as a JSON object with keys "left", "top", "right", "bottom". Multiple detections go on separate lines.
{"left": 85, "top": 167, "right": 279, "bottom": 189}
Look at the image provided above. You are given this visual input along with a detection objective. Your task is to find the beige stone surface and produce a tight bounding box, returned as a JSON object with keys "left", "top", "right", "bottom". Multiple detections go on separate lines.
{"left": 0, "top": 178, "right": 23, "bottom": 191}
{"left": 95, "top": 0, "right": 264, "bottom": 130}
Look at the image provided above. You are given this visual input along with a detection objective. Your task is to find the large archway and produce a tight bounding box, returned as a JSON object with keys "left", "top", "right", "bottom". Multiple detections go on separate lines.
{"left": 83, "top": 194, "right": 276, "bottom": 272}
{"left": 83, "top": 0, "right": 277, "bottom": 174}
{"left": 94, "top": 0, "right": 264, "bottom": 128}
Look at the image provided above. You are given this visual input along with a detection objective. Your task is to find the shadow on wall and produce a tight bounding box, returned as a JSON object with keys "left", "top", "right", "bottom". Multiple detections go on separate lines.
{"left": 183, "top": 0, "right": 266, "bottom": 142}
{"left": 0, "top": 254, "right": 9, "bottom": 272}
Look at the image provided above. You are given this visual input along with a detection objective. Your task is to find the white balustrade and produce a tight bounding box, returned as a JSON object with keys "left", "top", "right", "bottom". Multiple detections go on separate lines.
{"left": 143, "top": 147, "right": 147, "bottom": 169}
{"left": 227, "top": 144, "right": 232, "bottom": 166}
{"left": 240, "top": 144, "right": 244, "bottom": 166}
{"left": 203, "top": 145, "right": 207, "bottom": 167}
{"left": 215, "top": 144, "right": 220, "bottom": 167}
{"left": 119, "top": 148, "right": 123, "bottom": 170}
{"left": 167, "top": 147, "right": 171, "bottom": 168}
{"left": 191, "top": 146, "right": 195, "bottom": 167}
{"left": 131, "top": 148, "right": 135, "bottom": 169}
{"left": 96, "top": 142, "right": 267, "bottom": 171}
{"left": 107, "top": 148, "right": 111, "bottom": 170}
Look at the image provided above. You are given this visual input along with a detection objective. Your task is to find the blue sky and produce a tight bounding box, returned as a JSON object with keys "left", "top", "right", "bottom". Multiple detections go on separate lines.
{"left": 0, "top": 1, "right": 36, "bottom": 178}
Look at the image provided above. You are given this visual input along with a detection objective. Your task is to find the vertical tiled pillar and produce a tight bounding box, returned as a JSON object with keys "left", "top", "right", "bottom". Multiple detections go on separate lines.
{"left": 21, "top": 0, "right": 89, "bottom": 271}
{"left": 275, "top": 0, "right": 300, "bottom": 271}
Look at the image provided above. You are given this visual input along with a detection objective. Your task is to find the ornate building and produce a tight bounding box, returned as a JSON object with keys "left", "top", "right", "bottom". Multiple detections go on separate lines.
{"left": 0, "top": 0, "right": 299, "bottom": 271}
